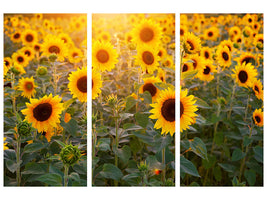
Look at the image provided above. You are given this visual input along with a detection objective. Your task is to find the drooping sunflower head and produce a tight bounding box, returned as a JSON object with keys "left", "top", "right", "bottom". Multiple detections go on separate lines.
{"left": 18, "top": 76, "right": 37, "bottom": 99}
{"left": 232, "top": 62, "right": 258, "bottom": 88}
{"left": 216, "top": 45, "right": 232, "bottom": 68}
{"left": 132, "top": 18, "right": 162, "bottom": 47}
{"left": 68, "top": 67, "right": 87, "bottom": 102}
{"left": 149, "top": 87, "right": 175, "bottom": 136}
{"left": 139, "top": 76, "right": 161, "bottom": 102}
{"left": 92, "top": 68, "right": 102, "bottom": 100}
{"left": 253, "top": 108, "right": 263, "bottom": 127}
{"left": 41, "top": 34, "right": 68, "bottom": 62}
{"left": 136, "top": 45, "right": 160, "bottom": 74}
{"left": 183, "top": 32, "right": 202, "bottom": 54}
{"left": 252, "top": 79, "right": 263, "bottom": 101}
{"left": 180, "top": 87, "right": 198, "bottom": 133}
{"left": 92, "top": 40, "right": 118, "bottom": 72}
{"left": 21, "top": 29, "right": 38, "bottom": 46}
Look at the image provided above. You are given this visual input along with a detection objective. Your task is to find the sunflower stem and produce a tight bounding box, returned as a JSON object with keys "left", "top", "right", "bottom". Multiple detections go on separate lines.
{"left": 114, "top": 109, "right": 119, "bottom": 186}
{"left": 16, "top": 136, "right": 21, "bottom": 186}
{"left": 161, "top": 146, "right": 166, "bottom": 185}
{"left": 227, "top": 82, "right": 237, "bottom": 120}
{"left": 244, "top": 93, "right": 250, "bottom": 121}
{"left": 64, "top": 165, "right": 69, "bottom": 186}
{"left": 52, "top": 61, "right": 57, "bottom": 95}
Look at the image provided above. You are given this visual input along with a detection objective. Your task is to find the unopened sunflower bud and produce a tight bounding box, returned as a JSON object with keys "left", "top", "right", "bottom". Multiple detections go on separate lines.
{"left": 233, "top": 43, "right": 239, "bottom": 49}
{"left": 60, "top": 144, "right": 81, "bottom": 166}
{"left": 106, "top": 94, "right": 117, "bottom": 107}
{"left": 17, "top": 121, "right": 31, "bottom": 137}
{"left": 256, "top": 42, "right": 263, "bottom": 50}
{"left": 243, "top": 30, "right": 250, "bottom": 38}
{"left": 49, "top": 53, "right": 57, "bottom": 62}
{"left": 36, "top": 66, "right": 48, "bottom": 76}
{"left": 138, "top": 161, "right": 148, "bottom": 173}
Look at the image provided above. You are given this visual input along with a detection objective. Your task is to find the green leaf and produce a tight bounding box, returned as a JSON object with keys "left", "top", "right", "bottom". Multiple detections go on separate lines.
{"left": 125, "top": 96, "right": 137, "bottom": 111}
{"left": 181, "top": 70, "right": 198, "bottom": 81}
{"left": 92, "top": 157, "right": 99, "bottom": 170}
{"left": 232, "top": 176, "right": 246, "bottom": 186}
{"left": 60, "top": 118, "right": 78, "bottom": 137}
{"left": 189, "top": 137, "right": 208, "bottom": 160}
{"left": 180, "top": 156, "right": 200, "bottom": 177}
{"left": 218, "top": 163, "right": 237, "bottom": 173}
{"left": 153, "top": 134, "right": 172, "bottom": 152}
{"left": 253, "top": 146, "right": 263, "bottom": 163}
{"left": 134, "top": 112, "right": 149, "bottom": 128}
{"left": 100, "top": 164, "right": 123, "bottom": 181}
{"left": 244, "top": 169, "right": 256, "bottom": 186}
{"left": 194, "top": 97, "right": 211, "bottom": 109}
{"left": 37, "top": 173, "right": 62, "bottom": 186}
{"left": 123, "top": 123, "right": 143, "bottom": 131}
{"left": 202, "top": 154, "right": 216, "bottom": 169}
{"left": 54, "top": 140, "right": 66, "bottom": 148}
{"left": 23, "top": 142, "right": 47, "bottom": 153}
{"left": 213, "top": 166, "right": 222, "bottom": 182}
{"left": 122, "top": 173, "right": 141, "bottom": 186}
{"left": 116, "top": 145, "right": 131, "bottom": 164}
{"left": 22, "top": 162, "right": 48, "bottom": 175}
{"left": 69, "top": 172, "right": 80, "bottom": 183}
{"left": 214, "top": 132, "right": 224, "bottom": 146}
{"left": 243, "top": 136, "right": 253, "bottom": 147}
{"left": 4, "top": 149, "right": 18, "bottom": 173}
{"left": 232, "top": 148, "right": 246, "bottom": 161}
{"left": 146, "top": 155, "right": 164, "bottom": 170}
{"left": 140, "top": 91, "right": 152, "bottom": 104}
{"left": 97, "top": 138, "right": 111, "bottom": 152}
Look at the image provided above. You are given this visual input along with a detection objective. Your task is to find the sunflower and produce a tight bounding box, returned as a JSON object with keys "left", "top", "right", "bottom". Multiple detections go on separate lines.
{"left": 12, "top": 51, "right": 29, "bottom": 67}
{"left": 68, "top": 47, "right": 84, "bottom": 64}
{"left": 200, "top": 46, "right": 213, "bottom": 60}
{"left": 162, "top": 56, "right": 174, "bottom": 69}
{"left": 125, "top": 32, "right": 134, "bottom": 43}
{"left": 232, "top": 62, "right": 258, "bottom": 88}
{"left": 181, "top": 60, "right": 194, "bottom": 73}
{"left": 58, "top": 32, "right": 74, "bottom": 48}
{"left": 157, "top": 68, "right": 166, "bottom": 82}
{"left": 242, "top": 26, "right": 253, "bottom": 38}
{"left": 196, "top": 60, "right": 217, "bottom": 82}
{"left": 180, "top": 87, "right": 198, "bottom": 133}
{"left": 92, "top": 68, "right": 102, "bottom": 100}
{"left": 10, "top": 31, "right": 22, "bottom": 43}
{"left": 4, "top": 137, "right": 9, "bottom": 150}
{"left": 204, "top": 26, "right": 219, "bottom": 41}
{"left": 187, "top": 54, "right": 204, "bottom": 71}
{"left": 150, "top": 87, "right": 175, "bottom": 136}
{"left": 235, "top": 52, "right": 257, "bottom": 66}
{"left": 33, "top": 42, "right": 41, "bottom": 53}
{"left": 139, "top": 76, "right": 161, "bottom": 102}
{"left": 252, "top": 79, "right": 263, "bottom": 101}
{"left": 220, "top": 40, "right": 234, "bottom": 53}
{"left": 183, "top": 32, "right": 202, "bottom": 54}
{"left": 21, "top": 29, "right": 38, "bottom": 46}
{"left": 157, "top": 46, "right": 167, "bottom": 61}
{"left": 253, "top": 108, "right": 263, "bottom": 127}
{"left": 180, "top": 25, "right": 188, "bottom": 40}
{"left": 20, "top": 46, "right": 35, "bottom": 61}
{"left": 68, "top": 67, "right": 87, "bottom": 102}
{"left": 41, "top": 35, "right": 68, "bottom": 62}
{"left": 132, "top": 18, "right": 162, "bottom": 47}
{"left": 92, "top": 40, "right": 118, "bottom": 72}
{"left": 136, "top": 45, "right": 160, "bottom": 74}
{"left": 21, "top": 94, "right": 63, "bottom": 133}
{"left": 18, "top": 77, "right": 37, "bottom": 99}
{"left": 229, "top": 26, "right": 241, "bottom": 40}
{"left": 98, "top": 31, "right": 111, "bottom": 42}
{"left": 4, "top": 57, "right": 12, "bottom": 76}
{"left": 254, "top": 34, "right": 263, "bottom": 50}
{"left": 216, "top": 45, "right": 231, "bottom": 68}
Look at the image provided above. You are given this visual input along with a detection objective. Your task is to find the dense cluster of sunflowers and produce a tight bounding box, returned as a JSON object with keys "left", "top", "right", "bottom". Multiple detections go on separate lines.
{"left": 4, "top": 14, "right": 87, "bottom": 186}
{"left": 92, "top": 14, "right": 175, "bottom": 186}
{"left": 180, "top": 14, "right": 263, "bottom": 186}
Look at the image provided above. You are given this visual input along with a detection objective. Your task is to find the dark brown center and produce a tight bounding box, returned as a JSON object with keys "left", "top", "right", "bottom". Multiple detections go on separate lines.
{"left": 204, "top": 51, "right": 209, "bottom": 59}
{"left": 143, "top": 83, "right": 157, "bottom": 97}
{"left": 25, "top": 34, "right": 34, "bottom": 42}
{"left": 161, "top": 98, "right": 175, "bottom": 122}
{"left": 182, "top": 64, "right": 188, "bottom": 72}
{"left": 25, "top": 50, "right": 31, "bottom": 57}
{"left": 25, "top": 82, "right": 33, "bottom": 90}
{"left": 254, "top": 85, "right": 259, "bottom": 92}
{"left": 255, "top": 116, "right": 261, "bottom": 123}
{"left": 33, "top": 103, "right": 52, "bottom": 122}
{"left": 208, "top": 31, "right": 213, "bottom": 37}
{"left": 238, "top": 70, "right": 248, "bottom": 83}
{"left": 203, "top": 66, "right": 211, "bottom": 75}
{"left": 48, "top": 45, "right": 60, "bottom": 54}
{"left": 142, "top": 51, "right": 154, "bottom": 65}
{"left": 96, "top": 49, "right": 109, "bottom": 63}
{"left": 187, "top": 41, "right": 194, "bottom": 50}
{"left": 140, "top": 27, "right": 154, "bottom": 43}
{"left": 17, "top": 56, "right": 24, "bottom": 63}
{"left": 222, "top": 52, "right": 229, "bottom": 61}
{"left": 14, "top": 33, "right": 20, "bottom": 39}
{"left": 180, "top": 101, "right": 184, "bottom": 118}
{"left": 77, "top": 76, "right": 87, "bottom": 93}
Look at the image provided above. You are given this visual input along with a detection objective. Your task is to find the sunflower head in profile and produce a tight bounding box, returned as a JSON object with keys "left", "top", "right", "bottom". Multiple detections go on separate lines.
{"left": 196, "top": 60, "right": 217, "bottom": 82}
{"left": 236, "top": 52, "right": 257, "bottom": 66}
{"left": 92, "top": 68, "right": 102, "bottom": 100}
{"left": 232, "top": 62, "right": 258, "bottom": 88}
{"left": 92, "top": 40, "right": 118, "bottom": 72}
{"left": 4, "top": 57, "right": 12, "bottom": 76}
{"left": 254, "top": 34, "right": 263, "bottom": 50}
{"left": 139, "top": 76, "right": 161, "bottom": 102}
{"left": 136, "top": 45, "right": 160, "bottom": 74}
{"left": 216, "top": 45, "right": 232, "bottom": 68}
{"left": 132, "top": 18, "right": 162, "bottom": 47}
{"left": 182, "top": 32, "right": 202, "bottom": 54}
{"left": 180, "top": 87, "right": 198, "bottom": 133}
{"left": 68, "top": 67, "right": 87, "bottom": 102}
{"left": 157, "top": 68, "right": 166, "bottom": 83}
{"left": 252, "top": 79, "right": 263, "bottom": 101}
{"left": 180, "top": 24, "right": 188, "bottom": 40}
{"left": 21, "top": 94, "right": 64, "bottom": 133}
{"left": 220, "top": 40, "right": 234, "bottom": 53}
{"left": 253, "top": 108, "right": 263, "bottom": 127}
{"left": 21, "top": 29, "right": 38, "bottom": 46}
{"left": 149, "top": 87, "right": 175, "bottom": 136}
{"left": 18, "top": 77, "right": 37, "bottom": 99}
{"left": 41, "top": 34, "right": 68, "bottom": 62}
{"left": 187, "top": 54, "right": 204, "bottom": 72}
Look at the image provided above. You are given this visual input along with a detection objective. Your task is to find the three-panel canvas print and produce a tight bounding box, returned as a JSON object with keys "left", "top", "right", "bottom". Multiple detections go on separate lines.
{"left": 3, "top": 13, "right": 263, "bottom": 187}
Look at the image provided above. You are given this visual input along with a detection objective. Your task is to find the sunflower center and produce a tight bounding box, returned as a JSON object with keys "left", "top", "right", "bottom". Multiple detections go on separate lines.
{"left": 222, "top": 52, "right": 229, "bottom": 61}
{"left": 26, "top": 34, "right": 34, "bottom": 42}
{"left": 140, "top": 27, "right": 154, "bottom": 43}
{"left": 72, "top": 53, "right": 78, "bottom": 58}
{"left": 14, "top": 33, "right": 20, "bottom": 39}
{"left": 204, "top": 51, "right": 209, "bottom": 59}
{"left": 158, "top": 51, "right": 162, "bottom": 57}
{"left": 25, "top": 82, "right": 33, "bottom": 90}
{"left": 77, "top": 76, "right": 87, "bottom": 93}
{"left": 161, "top": 98, "right": 175, "bottom": 122}
{"left": 25, "top": 50, "right": 31, "bottom": 57}
{"left": 254, "top": 85, "right": 259, "bottom": 92}
{"left": 143, "top": 83, "right": 157, "bottom": 97}
{"left": 182, "top": 64, "right": 188, "bottom": 72}
{"left": 33, "top": 103, "right": 52, "bottom": 122}
{"left": 255, "top": 116, "right": 261, "bottom": 123}
{"left": 192, "top": 59, "right": 197, "bottom": 69}
{"left": 34, "top": 45, "right": 40, "bottom": 51}
{"left": 241, "top": 57, "right": 255, "bottom": 65}
{"left": 180, "top": 29, "right": 184, "bottom": 36}
{"left": 238, "top": 70, "right": 248, "bottom": 83}
{"left": 48, "top": 45, "right": 60, "bottom": 54}
{"left": 208, "top": 31, "right": 213, "bottom": 37}
{"left": 180, "top": 101, "right": 184, "bottom": 118}
{"left": 142, "top": 51, "right": 154, "bottom": 65}
{"left": 203, "top": 66, "right": 211, "bottom": 75}
{"left": 187, "top": 41, "right": 194, "bottom": 50}
{"left": 5, "top": 60, "right": 10, "bottom": 66}
{"left": 259, "top": 39, "right": 263, "bottom": 43}
{"left": 96, "top": 49, "right": 109, "bottom": 63}
{"left": 248, "top": 18, "right": 252, "bottom": 23}
{"left": 17, "top": 56, "right": 24, "bottom": 63}
{"left": 92, "top": 79, "right": 94, "bottom": 89}
{"left": 237, "top": 38, "right": 241, "bottom": 43}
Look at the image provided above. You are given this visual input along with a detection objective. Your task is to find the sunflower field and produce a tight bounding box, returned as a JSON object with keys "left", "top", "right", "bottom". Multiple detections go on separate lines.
{"left": 180, "top": 14, "right": 263, "bottom": 186}
{"left": 3, "top": 14, "right": 87, "bottom": 186}
{"left": 92, "top": 14, "right": 175, "bottom": 186}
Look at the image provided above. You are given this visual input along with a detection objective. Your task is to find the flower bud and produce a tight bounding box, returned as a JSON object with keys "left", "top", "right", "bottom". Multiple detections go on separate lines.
{"left": 17, "top": 121, "right": 31, "bottom": 137}
{"left": 60, "top": 144, "right": 81, "bottom": 166}
{"left": 36, "top": 66, "right": 48, "bottom": 76}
